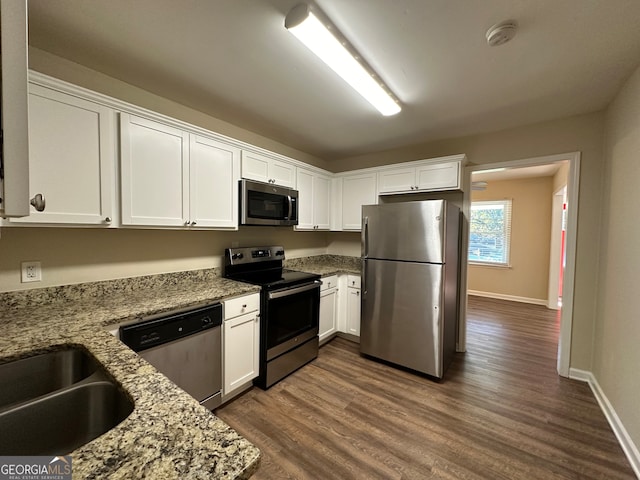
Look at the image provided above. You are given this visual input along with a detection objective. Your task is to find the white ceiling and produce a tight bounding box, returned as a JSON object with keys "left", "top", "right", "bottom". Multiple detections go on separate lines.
{"left": 472, "top": 163, "right": 563, "bottom": 182}
{"left": 27, "top": 0, "right": 640, "bottom": 161}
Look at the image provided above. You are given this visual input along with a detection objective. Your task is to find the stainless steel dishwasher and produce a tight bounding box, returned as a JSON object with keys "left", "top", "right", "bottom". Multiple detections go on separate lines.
{"left": 120, "top": 303, "right": 222, "bottom": 410}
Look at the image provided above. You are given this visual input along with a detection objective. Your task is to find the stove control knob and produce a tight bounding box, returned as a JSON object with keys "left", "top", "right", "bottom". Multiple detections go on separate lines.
{"left": 275, "top": 250, "right": 284, "bottom": 256}
{"left": 232, "top": 253, "right": 244, "bottom": 260}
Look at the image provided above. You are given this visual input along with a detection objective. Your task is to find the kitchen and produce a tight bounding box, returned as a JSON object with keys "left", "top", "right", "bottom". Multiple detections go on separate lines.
{"left": 1, "top": 1, "right": 640, "bottom": 478}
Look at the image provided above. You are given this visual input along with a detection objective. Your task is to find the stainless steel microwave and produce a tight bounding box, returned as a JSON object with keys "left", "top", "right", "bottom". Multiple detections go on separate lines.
{"left": 240, "top": 179, "right": 299, "bottom": 226}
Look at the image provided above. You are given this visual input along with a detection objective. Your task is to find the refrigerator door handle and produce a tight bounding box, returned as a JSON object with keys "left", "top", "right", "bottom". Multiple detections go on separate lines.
{"left": 362, "top": 216, "right": 369, "bottom": 258}
{"left": 362, "top": 259, "right": 367, "bottom": 295}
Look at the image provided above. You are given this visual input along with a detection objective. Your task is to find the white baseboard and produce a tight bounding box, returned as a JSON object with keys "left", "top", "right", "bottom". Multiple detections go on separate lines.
{"left": 467, "top": 290, "right": 547, "bottom": 306}
{"left": 569, "top": 368, "right": 640, "bottom": 478}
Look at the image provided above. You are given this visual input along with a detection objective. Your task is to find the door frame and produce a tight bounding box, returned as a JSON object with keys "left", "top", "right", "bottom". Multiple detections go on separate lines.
{"left": 465, "top": 151, "right": 580, "bottom": 377}
{"left": 548, "top": 186, "right": 566, "bottom": 310}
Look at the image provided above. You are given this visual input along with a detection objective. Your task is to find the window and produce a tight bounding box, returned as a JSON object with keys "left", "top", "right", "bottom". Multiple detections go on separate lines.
{"left": 468, "top": 199, "right": 512, "bottom": 266}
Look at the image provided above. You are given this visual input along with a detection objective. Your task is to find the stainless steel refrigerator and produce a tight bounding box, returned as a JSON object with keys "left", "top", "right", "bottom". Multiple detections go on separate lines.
{"left": 360, "top": 200, "right": 461, "bottom": 379}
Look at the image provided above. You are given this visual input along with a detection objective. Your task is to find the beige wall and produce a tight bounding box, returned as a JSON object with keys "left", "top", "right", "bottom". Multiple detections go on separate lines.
{"left": 553, "top": 162, "right": 570, "bottom": 193}
{"left": 597, "top": 64, "right": 640, "bottom": 449}
{"left": 329, "top": 112, "right": 605, "bottom": 371}
{"left": 0, "top": 227, "right": 327, "bottom": 291}
{"left": 468, "top": 177, "right": 553, "bottom": 302}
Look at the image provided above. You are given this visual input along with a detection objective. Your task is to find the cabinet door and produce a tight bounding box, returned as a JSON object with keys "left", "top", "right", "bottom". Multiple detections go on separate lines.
{"left": 120, "top": 114, "right": 189, "bottom": 226}
{"left": 416, "top": 162, "right": 460, "bottom": 191}
{"left": 270, "top": 159, "right": 296, "bottom": 188}
{"left": 12, "top": 84, "right": 115, "bottom": 225}
{"left": 319, "top": 288, "right": 338, "bottom": 343}
{"left": 189, "top": 135, "right": 240, "bottom": 228}
{"left": 342, "top": 173, "right": 377, "bottom": 230}
{"left": 314, "top": 173, "right": 331, "bottom": 230}
{"left": 346, "top": 287, "right": 361, "bottom": 336}
{"left": 377, "top": 167, "right": 416, "bottom": 194}
{"left": 241, "top": 151, "right": 295, "bottom": 188}
{"left": 295, "top": 168, "right": 314, "bottom": 230}
{"left": 241, "top": 150, "right": 270, "bottom": 184}
{"left": 224, "top": 312, "right": 260, "bottom": 395}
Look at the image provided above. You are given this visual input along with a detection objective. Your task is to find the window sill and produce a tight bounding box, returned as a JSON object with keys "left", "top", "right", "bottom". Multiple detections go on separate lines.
{"left": 468, "top": 261, "right": 511, "bottom": 269}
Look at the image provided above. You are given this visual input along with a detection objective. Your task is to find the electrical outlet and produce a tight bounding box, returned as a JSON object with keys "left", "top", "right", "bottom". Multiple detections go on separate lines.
{"left": 21, "top": 261, "right": 42, "bottom": 283}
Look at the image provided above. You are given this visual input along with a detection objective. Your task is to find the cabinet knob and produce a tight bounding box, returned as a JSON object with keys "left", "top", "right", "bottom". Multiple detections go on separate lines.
{"left": 356, "top": 291, "right": 360, "bottom": 296}
{"left": 29, "top": 193, "right": 46, "bottom": 212}
{"left": 191, "top": 221, "right": 197, "bottom": 226}
{"left": 184, "top": 220, "right": 190, "bottom": 226}
{"left": 104, "top": 217, "right": 112, "bottom": 223}
{"left": 242, "top": 304, "right": 247, "bottom": 308}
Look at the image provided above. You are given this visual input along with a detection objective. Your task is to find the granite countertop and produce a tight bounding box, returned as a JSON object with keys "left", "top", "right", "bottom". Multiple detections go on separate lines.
{"left": 0, "top": 269, "right": 261, "bottom": 479}
{"left": 285, "top": 254, "right": 361, "bottom": 277}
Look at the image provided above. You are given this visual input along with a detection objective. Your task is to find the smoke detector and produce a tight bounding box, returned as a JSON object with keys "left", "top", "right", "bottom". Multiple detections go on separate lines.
{"left": 486, "top": 20, "right": 517, "bottom": 47}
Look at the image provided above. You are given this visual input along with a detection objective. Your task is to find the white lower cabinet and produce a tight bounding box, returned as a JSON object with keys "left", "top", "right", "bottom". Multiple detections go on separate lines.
{"left": 319, "top": 275, "right": 338, "bottom": 343}
{"left": 346, "top": 275, "right": 361, "bottom": 337}
{"left": 223, "top": 293, "right": 260, "bottom": 401}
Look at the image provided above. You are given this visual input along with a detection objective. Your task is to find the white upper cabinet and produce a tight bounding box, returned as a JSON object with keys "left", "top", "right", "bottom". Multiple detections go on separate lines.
{"left": 189, "top": 135, "right": 240, "bottom": 229}
{"left": 295, "top": 167, "right": 331, "bottom": 231}
{"left": 378, "top": 160, "right": 461, "bottom": 195}
{"left": 241, "top": 150, "right": 296, "bottom": 188}
{"left": 11, "top": 84, "right": 115, "bottom": 225}
{"left": 341, "top": 172, "right": 377, "bottom": 231}
{"left": 121, "top": 114, "right": 240, "bottom": 229}
{"left": 120, "top": 114, "right": 189, "bottom": 227}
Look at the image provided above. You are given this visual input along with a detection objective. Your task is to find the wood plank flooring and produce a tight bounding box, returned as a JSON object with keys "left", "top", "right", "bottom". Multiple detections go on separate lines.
{"left": 216, "top": 296, "right": 635, "bottom": 479}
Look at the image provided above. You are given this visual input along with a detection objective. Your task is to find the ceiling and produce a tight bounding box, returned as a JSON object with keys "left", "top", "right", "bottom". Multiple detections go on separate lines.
{"left": 472, "top": 163, "right": 563, "bottom": 182}
{"left": 27, "top": 0, "right": 640, "bottom": 161}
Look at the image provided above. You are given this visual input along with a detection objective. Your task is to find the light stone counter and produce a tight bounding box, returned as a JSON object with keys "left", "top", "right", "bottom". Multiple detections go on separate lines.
{"left": 284, "top": 254, "right": 361, "bottom": 277}
{"left": 0, "top": 268, "right": 261, "bottom": 479}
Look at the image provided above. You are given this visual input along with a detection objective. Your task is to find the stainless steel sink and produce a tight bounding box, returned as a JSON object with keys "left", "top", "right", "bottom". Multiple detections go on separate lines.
{"left": 0, "top": 347, "right": 134, "bottom": 455}
{"left": 0, "top": 347, "right": 99, "bottom": 409}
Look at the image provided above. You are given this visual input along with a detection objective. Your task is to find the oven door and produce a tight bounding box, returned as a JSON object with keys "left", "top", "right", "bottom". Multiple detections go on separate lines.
{"left": 240, "top": 179, "right": 298, "bottom": 226}
{"left": 265, "top": 280, "right": 320, "bottom": 360}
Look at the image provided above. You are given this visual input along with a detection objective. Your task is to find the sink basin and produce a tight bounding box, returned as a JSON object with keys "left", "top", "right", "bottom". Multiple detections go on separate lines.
{"left": 0, "top": 347, "right": 99, "bottom": 409}
{"left": 0, "top": 381, "right": 133, "bottom": 455}
{"left": 0, "top": 347, "right": 134, "bottom": 455}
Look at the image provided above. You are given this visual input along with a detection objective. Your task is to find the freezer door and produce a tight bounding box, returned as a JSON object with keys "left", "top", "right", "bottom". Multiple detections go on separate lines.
{"left": 362, "top": 200, "right": 446, "bottom": 263}
{"left": 361, "top": 258, "right": 445, "bottom": 377}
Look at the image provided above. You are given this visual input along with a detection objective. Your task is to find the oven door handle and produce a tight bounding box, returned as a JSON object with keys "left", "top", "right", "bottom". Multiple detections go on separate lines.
{"left": 268, "top": 280, "right": 321, "bottom": 300}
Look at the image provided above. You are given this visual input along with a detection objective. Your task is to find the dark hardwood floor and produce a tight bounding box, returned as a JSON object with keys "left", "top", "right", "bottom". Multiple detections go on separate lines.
{"left": 216, "top": 296, "right": 635, "bottom": 479}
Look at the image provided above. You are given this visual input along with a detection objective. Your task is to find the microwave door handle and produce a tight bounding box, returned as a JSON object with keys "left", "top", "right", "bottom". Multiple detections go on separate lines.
{"left": 287, "top": 195, "right": 293, "bottom": 220}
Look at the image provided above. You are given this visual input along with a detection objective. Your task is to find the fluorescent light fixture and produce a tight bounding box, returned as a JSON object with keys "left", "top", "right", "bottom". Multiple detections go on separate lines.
{"left": 285, "top": 3, "right": 401, "bottom": 116}
{"left": 474, "top": 167, "right": 507, "bottom": 174}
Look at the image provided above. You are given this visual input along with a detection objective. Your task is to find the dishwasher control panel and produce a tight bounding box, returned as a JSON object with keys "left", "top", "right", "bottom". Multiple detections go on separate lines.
{"left": 120, "top": 303, "right": 222, "bottom": 352}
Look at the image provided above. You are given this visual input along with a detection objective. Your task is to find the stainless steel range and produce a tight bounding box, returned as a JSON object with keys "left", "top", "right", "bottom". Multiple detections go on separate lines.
{"left": 224, "top": 246, "right": 321, "bottom": 389}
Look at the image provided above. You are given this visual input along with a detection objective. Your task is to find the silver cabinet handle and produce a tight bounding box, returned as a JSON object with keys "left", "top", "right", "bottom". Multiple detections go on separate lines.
{"left": 104, "top": 217, "right": 112, "bottom": 223}
{"left": 29, "top": 193, "right": 46, "bottom": 212}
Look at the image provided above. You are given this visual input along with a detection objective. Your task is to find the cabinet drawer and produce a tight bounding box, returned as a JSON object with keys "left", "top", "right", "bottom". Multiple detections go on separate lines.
{"left": 347, "top": 275, "right": 361, "bottom": 289}
{"left": 224, "top": 293, "right": 260, "bottom": 320}
{"left": 321, "top": 275, "right": 338, "bottom": 291}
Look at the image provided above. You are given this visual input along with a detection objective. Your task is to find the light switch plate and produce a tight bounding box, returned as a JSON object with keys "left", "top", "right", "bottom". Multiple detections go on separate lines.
{"left": 21, "top": 261, "right": 42, "bottom": 283}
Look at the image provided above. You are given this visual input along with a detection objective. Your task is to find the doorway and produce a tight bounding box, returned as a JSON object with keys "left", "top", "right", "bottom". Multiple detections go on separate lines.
{"left": 465, "top": 152, "right": 580, "bottom": 377}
